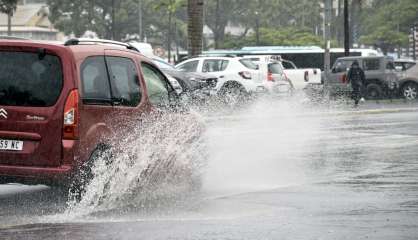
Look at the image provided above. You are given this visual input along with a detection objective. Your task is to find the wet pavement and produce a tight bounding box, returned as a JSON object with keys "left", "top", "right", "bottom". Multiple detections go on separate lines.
{"left": 1, "top": 99, "right": 418, "bottom": 240}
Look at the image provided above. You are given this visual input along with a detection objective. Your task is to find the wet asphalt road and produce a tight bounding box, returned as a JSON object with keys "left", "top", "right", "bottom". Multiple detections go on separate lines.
{"left": 0, "top": 100, "right": 418, "bottom": 240}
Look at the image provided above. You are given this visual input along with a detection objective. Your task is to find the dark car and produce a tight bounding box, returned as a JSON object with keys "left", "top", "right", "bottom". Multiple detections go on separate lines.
{"left": 153, "top": 58, "right": 217, "bottom": 99}
{"left": 0, "top": 38, "right": 178, "bottom": 188}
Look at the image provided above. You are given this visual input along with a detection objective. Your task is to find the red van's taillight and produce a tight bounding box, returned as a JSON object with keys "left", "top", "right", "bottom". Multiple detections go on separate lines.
{"left": 63, "top": 89, "right": 79, "bottom": 140}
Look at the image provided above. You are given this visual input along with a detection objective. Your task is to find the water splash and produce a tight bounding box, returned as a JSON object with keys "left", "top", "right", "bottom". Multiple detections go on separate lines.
{"left": 64, "top": 111, "right": 207, "bottom": 218}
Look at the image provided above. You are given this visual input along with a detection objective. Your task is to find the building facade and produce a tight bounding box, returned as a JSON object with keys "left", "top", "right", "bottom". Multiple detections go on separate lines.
{"left": 0, "top": 1, "right": 59, "bottom": 40}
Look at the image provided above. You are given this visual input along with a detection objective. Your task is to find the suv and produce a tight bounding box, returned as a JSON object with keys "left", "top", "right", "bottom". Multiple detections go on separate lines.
{"left": 175, "top": 56, "right": 266, "bottom": 100}
{"left": 394, "top": 59, "right": 418, "bottom": 100}
{"left": 0, "top": 38, "right": 177, "bottom": 187}
{"left": 325, "top": 56, "right": 398, "bottom": 99}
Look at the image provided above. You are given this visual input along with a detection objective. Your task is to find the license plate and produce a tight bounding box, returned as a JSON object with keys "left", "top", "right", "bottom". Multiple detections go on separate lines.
{"left": 0, "top": 139, "right": 24, "bottom": 151}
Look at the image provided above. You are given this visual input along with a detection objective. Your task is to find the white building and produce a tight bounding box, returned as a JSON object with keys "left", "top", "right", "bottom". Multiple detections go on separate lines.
{"left": 0, "top": 1, "right": 59, "bottom": 40}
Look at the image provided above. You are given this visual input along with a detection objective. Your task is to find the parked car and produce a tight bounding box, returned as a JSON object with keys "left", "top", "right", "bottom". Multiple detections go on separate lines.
{"left": 153, "top": 57, "right": 218, "bottom": 100}
{"left": 394, "top": 59, "right": 416, "bottom": 72}
{"left": 241, "top": 56, "right": 294, "bottom": 96}
{"left": 0, "top": 38, "right": 181, "bottom": 191}
{"left": 175, "top": 56, "right": 267, "bottom": 102}
{"left": 324, "top": 56, "right": 399, "bottom": 99}
{"left": 244, "top": 55, "right": 321, "bottom": 90}
{"left": 394, "top": 59, "right": 418, "bottom": 100}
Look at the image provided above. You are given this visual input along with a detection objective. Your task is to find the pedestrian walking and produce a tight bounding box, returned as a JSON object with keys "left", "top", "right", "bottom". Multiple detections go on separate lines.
{"left": 347, "top": 60, "right": 366, "bottom": 106}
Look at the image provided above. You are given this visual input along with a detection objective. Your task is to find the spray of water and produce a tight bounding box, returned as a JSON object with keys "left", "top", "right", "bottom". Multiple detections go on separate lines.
{"left": 201, "top": 96, "right": 324, "bottom": 196}
{"left": 63, "top": 110, "right": 207, "bottom": 218}
{"left": 53, "top": 93, "right": 329, "bottom": 221}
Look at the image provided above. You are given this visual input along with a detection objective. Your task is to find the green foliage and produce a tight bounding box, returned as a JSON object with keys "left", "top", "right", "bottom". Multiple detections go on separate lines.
{"left": 45, "top": 0, "right": 417, "bottom": 52}
{"left": 0, "top": 0, "right": 18, "bottom": 14}
{"left": 360, "top": 0, "right": 418, "bottom": 50}
{"left": 47, "top": 0, "right": 188, "bottom": 42}
{"left": 222, "top": 27, "right": 323, "bottom": 49}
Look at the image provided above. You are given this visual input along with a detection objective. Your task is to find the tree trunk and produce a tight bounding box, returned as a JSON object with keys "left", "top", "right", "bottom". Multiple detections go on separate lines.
{"left": 214, "top": 0, "right": 220, "bottom": 49}
{"left": 337, "top": 0, "right": 342, "bottom": 46}
{"left": 7, "top": 11, "right": 12, "bottom": 36}
{"left": 167, "top": 10, "right": 172, "bottom": 63}
{"left": 187, "top": 0, "right": 204, "bottom": 57}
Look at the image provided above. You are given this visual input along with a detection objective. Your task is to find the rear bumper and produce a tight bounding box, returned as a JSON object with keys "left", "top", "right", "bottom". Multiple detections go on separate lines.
{"left": 0, "top": 164, "right": 73, "bottom": 185}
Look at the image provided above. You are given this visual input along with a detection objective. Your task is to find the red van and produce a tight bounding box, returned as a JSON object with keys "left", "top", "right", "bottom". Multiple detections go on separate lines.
{"left": 0, "top": 38, "right": 177, "bottom": 188}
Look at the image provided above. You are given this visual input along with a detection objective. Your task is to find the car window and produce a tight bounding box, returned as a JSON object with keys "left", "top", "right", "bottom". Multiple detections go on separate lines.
{"left": 268, "top": 63, "right": 284, "bottom": 74}
{"left": 106, "top": 56, "right": 141, "bottom": 107}
{"left": 202, "top": 59, "right": 229, "bottom": 72}
{"left": 282, "top": 61, "right": 296, "bottom": 69}
{"left": 239, "top": 59, "right": 258, "bottom": 70}
{"left": 81, "top": 56, "right": 112, "bottom": 104}
{"left": 0, "top": 51, "right": 63, "bottom": 107}
{"left": 386, "top": 61, "right": 395, "bottom": 70}
{"left": 153, "top": 59, "right": 175, "bottom": 70}
{"left": 141, "top": 63, "right": 170, "bottom": 106}
{"left": 176, "top": 60, "right": 199, "bottom": 72}
{"left": 363, "top": 59, "right": 380, "bottom": 71}
{"left": 403, "top": 62, "right": 416, "bottom": 70}
{"left": 333, "top": 60, "right": 353, "bottom": 73}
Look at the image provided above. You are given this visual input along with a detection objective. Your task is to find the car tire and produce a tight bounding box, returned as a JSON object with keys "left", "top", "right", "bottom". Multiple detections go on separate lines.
{"left": 402, "top": 82, "right": 418, "bottom": 100}
{"left": 218, "top": 82, "right": 247, "bottom": 107}
{"left": 365, "top": 83, "right": 383, "bottom": 100}
{"left": 68, "top": 145, "right": 113, "bottom": 201}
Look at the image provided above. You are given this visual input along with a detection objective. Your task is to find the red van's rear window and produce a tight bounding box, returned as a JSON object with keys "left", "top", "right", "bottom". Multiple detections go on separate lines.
{"left": 0, "top": 51, "right": 63, "bottom": 107}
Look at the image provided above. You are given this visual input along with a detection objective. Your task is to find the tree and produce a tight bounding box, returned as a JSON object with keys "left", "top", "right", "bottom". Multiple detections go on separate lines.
{"left": 154, "top": 0, "right": 185, "bottom": 61}
{"left": 359, "top": 0, "right": 418, "bottom": 53}
{"left": 222, "top": 27, "right": 323, "bottom": 49}
{"left": 47, "top": 0, "right": 141, "bottom": 40}
{"left": 187, "top": 0, "right": 204, "bottom": 57}
{"left": 0, "top": 0, "right": 18, "bottom": 36}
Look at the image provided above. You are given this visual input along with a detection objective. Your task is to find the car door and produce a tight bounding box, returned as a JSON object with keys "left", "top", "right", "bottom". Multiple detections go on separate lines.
{"left": 362, "top": 58, "right": 381, "bottom": 84}
{"left": 0, "top": 46, "right": 68, "bottom": 167}
{"left": 104, "top": 50, "right": 149, "bottom": 133}
{"left": 329, "top": 59, "right": 354, "bottom": 85}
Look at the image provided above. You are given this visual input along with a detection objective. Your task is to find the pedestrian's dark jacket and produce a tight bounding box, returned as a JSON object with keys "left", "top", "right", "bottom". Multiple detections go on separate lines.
{"left": 347, "top": 66, "right": 366, "bottom": 88}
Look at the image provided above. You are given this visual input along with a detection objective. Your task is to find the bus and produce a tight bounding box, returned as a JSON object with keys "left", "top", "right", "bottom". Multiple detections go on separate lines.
{"left": 195, "top": 46, "right": 381, "bottom": 71}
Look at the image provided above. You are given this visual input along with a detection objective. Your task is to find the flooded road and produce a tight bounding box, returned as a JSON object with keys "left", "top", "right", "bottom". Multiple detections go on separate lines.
{"left": 1, "top": 99, "right": 418, "bottom": 240}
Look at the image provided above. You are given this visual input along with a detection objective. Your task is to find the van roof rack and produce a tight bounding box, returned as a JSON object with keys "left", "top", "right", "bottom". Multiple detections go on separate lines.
{"left": 64, "top": 38, "right": 140, "bottom": 52}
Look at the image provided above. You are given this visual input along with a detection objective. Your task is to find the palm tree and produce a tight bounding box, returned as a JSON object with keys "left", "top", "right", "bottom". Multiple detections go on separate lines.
{"left": 187, "top": 0, "right": 204, "bottom": 57}
{"left": 0, "top": 0, "right": 18, "bottom": 36}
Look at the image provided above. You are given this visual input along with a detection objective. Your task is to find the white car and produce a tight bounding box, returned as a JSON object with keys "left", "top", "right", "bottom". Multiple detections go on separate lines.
{"left": 242, "top": 56, "right": 294, "bottom": 95}
{"left": 243, "top": 55, "right": 322, "bottom": 90}
{"left": 175, "top": 56, "right": 267, "bottom": 99}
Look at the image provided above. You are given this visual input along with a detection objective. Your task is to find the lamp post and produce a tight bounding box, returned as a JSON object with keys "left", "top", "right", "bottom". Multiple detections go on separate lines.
{"left": 255, "top": 11, "right": 260, "bottom": 45}
{"left": 344, "top": 0, "right": 350, "bottom": 56}
{"left": 138, "top": 0, "right": 143, "bottom": 41}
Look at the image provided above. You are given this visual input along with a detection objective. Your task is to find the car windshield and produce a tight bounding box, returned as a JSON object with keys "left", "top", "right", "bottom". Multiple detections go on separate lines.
{"left": 0, "top": 51, "right": 63, "bottom": 107}
{"left": 239, "top": 59, "right": 259, "bottom": 70}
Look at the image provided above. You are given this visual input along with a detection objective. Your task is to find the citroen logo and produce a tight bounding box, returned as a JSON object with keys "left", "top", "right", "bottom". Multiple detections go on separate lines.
{"left": 0, "top": 108, "right": 7, "bottom": 119}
